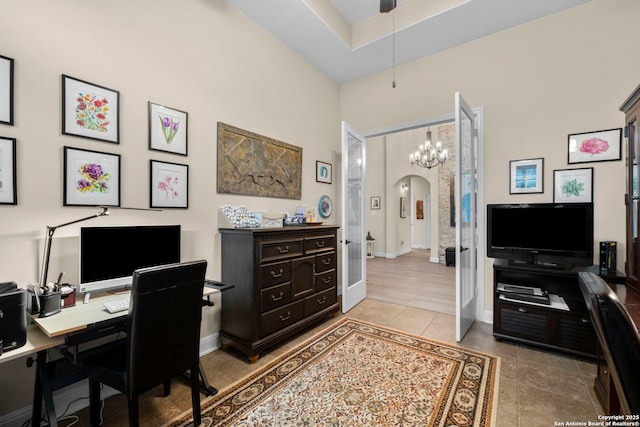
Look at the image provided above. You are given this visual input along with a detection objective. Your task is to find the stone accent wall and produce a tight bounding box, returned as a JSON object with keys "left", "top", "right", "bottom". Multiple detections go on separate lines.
{"left": 437, "top": 123, "right": 456, "bottom": 261}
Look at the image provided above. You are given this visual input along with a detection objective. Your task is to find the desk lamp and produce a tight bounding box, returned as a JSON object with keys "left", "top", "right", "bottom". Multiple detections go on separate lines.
{"left": 38, "top": 206, "right": 111, "bottom": 291}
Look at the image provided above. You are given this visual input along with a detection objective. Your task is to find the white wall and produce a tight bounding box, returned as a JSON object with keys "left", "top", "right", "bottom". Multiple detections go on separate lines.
{"left": 0, "top": 0, "right": 340, "bottom": 417}
{"left": 341, "top": 0, "right": 637, "bottom": 315}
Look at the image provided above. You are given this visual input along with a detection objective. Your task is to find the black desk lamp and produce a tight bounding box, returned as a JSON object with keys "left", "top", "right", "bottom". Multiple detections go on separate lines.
{"left": 38, "top": 206, "right": 111, "bottom": 291}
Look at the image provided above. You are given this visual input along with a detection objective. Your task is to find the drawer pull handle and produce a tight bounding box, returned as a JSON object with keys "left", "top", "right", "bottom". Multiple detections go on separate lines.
{"left": 270, "top": 269, "right": 284, "bottom": 278}
{"left": 517, "top": 307, "right": 528, "bottom": 313}
{"left": 322, "top": 259, "right": 331, "bottom": 265}
{"left": 322, "top": 277, "right": 332, "bottom": 284}
{"left": 277, "top": 246, "right": 289, "bottom": 254}
{"left": 279, "top": 312, "right": 291, "bottom": 321}
{"left": 315, "top": 241, "right": 325, "bottom": 248}
{"left": 271, "top": 292, "right": 284, "bottom": 301}
{"left": 317, "top": 297, "right": 326, "bottom": 305}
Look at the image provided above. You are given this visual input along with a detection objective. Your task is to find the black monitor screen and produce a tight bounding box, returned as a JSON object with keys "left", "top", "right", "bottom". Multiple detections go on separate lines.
{"left": 80, "top": 225, "right": 181, "bottom": 292}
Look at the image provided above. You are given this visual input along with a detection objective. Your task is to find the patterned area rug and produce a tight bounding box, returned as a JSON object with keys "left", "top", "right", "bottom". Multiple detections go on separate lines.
{"left": 167, "top": 318, "right": 500, "bottom": 427}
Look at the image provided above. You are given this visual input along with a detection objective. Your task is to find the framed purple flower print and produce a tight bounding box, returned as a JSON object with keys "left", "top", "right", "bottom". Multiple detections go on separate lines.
{"left": 150, "top": 160, "right": 188, "bottom": 208}
{"left": 568, "top": 128, "right": 622, "bottom": 164}
{"left": 63, "top": 146, "right": 121, "bottom": 207}
{"left": 62, "top": 75, "right": 120, "bottom": 144}
{"left": 148, "top": 102, "right": 188, "bottom": 155}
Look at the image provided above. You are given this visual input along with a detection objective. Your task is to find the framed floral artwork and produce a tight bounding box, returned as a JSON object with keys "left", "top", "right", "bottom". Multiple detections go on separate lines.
{"left": 0, "top": 55, "right": 14, "bottom": 125}
{"left": 148, "top": 102, "right": 188, "bottom": 155}
{"left": 568, "top": 128, "right": 621, "bottom": 164}
{"left": 62, "top": 75, "right": 120, "bottom": 144}
{"left": 0, "top": 137, "right": 17, "bottom": 204}
{"left": 150, "top": 160, "right": 188, "bottom": 208}
{"left": 63, "top": 146, "right": 120, "bottom": 206}
{"left": 553, "top": 167, "right": 593, "bottom": 203}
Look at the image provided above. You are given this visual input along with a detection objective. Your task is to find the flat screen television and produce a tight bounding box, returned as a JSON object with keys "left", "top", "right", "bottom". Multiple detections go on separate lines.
{"left": 487, "top": 203, "right": 594, "bottom": 268}
{"left": 79, "top": 225, "right": 181, "bottom": 294}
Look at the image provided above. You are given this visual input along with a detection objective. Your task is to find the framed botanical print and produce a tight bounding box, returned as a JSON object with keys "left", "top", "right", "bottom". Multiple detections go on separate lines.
{"left": 0, "top": 55, "right": 14, "bottom": 125}
{"left": 150, "top": 160, "right": 188, "bottom": 208}
{"left": 0, "top": 137, "right": 17, "bottom": 204}
{"left": 553, "top": 167, "right": 593, "bottom": 203}
{"left": 148, "top": 102, "right": 188, "bottom": 155}
{"left": 63, "top": 146, "right": 120, "bottom": 206}
{"left": 62, "top": 75, "right": 120, "bottom": 143}
{"left": 568, "top": 128, "right": 621, "bottom": 164}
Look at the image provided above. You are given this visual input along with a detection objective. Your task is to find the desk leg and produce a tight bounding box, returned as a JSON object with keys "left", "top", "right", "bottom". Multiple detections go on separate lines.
{"left": 198, "top": 361, "right": 218, "bottom": 396}
{"left": 31, "top": 350, "right": 58, "bottom": 427}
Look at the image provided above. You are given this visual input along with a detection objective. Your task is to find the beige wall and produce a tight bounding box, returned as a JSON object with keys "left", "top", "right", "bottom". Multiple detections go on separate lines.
{"left": 0, "top": 0, "right": 340, "bottom": 417}
{"left": 343, "top": 0, "right": 636, "bottom": 317}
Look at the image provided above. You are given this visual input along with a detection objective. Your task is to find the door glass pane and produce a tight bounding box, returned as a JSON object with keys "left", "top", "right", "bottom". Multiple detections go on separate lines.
{"left": 347, "top": 132, "right": 363, "bottom": 288}
{"left": 460, "top": 110, "right": 475, "bottom": 306}
{"left": 632, "top": 119, "right": 638, "bottom": 277}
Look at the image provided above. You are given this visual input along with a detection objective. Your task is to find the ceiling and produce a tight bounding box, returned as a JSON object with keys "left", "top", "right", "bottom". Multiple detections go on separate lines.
{"left": 226, "top": 0, "right": 591, "bottom": 84}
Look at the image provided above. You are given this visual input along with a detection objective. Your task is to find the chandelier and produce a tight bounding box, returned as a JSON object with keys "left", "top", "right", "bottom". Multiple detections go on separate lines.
{"left": 409, "top": 128, "right": 448, "bottom": 169}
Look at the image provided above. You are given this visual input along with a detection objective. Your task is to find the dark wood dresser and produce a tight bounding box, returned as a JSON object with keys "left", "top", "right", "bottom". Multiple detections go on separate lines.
{"left": 219, "top": 225, "right": 340, "bottom": 362}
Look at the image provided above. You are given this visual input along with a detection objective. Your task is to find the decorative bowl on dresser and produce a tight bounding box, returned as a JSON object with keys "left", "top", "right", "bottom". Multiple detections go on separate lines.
{"left": 219, "top": 225, "right": 340, "bottom": 362}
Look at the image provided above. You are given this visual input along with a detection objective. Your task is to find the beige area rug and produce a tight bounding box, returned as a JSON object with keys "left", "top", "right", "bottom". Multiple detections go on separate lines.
{"left": 167, "top": 318, "right": 500, "bottom": 427}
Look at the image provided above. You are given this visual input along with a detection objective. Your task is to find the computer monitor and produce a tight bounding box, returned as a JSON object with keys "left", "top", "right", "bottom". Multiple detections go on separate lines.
{"left": 79, "top": 225, "right": 181, "bottom": 294}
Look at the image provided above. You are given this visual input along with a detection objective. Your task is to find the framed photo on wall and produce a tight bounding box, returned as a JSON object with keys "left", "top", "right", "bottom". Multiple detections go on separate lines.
{"left": 0, "top": 137, "right": 17, "bottom": 204}
{"left": 62, "top": 75, "right": 120, "bottom": 144}
{"left": 568, "top": 128, "right": 621, "bottom": 164}
{"left": 149, "top": 101, "right": 188, "bottom": 155}
{"left": 509, "top": 158, "right": 543, "bottom": 194}
{"left": 63, "top": 146, "right": 120, "bottom": 206}
{"left": 400, "top": 196, "right": 407, "bottom": 218}
{"left": 553, "top": 167, "right": 593, "bottom": 203}
{"left": 370, "top": 196, "right": 381, "bottom": 210}
{"left": 150, "top": 160, "right": 188, "bottom": 208}
{"left": 316, "top": 161, "right": 332, "bottom": 184}
{"left": 0, "top": 55, "right": 14, "bottom": 125}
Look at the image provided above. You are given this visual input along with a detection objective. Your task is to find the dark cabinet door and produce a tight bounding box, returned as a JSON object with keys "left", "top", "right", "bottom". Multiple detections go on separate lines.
{"left": 291, "top": 255, "right": 315, "bottom": 300}
{"left": 622, "top": 86, "right": 640, "bottom": 292}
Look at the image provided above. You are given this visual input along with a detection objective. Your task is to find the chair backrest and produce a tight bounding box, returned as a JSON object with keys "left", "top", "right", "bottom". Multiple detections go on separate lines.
{"left": 126, "top": 260, "right": 207, "bottom": 395}
{"left": 578, "top": 272, "right": 640, "bottom": 414}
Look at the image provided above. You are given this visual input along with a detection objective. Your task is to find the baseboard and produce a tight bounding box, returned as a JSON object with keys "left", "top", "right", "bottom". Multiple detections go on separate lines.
{"left": 0, "top": 333, "right": 220, "bottom": 427}
{"left": 430, "top": 256, "right": 440, "bottom": 263}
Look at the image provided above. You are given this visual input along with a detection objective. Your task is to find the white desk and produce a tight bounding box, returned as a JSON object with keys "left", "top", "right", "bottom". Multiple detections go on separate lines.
{"left": 26, "top": 286, "right": 219, "bottom": 427}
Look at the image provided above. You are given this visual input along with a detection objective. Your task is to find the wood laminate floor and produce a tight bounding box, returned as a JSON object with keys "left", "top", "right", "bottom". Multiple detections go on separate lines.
{"left": 366, "top": 249, "right": 456, "bottom": 315}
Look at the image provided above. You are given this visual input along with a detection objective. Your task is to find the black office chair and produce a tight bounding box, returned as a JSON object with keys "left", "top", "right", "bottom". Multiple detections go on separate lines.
{"left": 83, "top": 260, "right": 207, "bottom": 427}
{"left": 578, "top": 272, "right": 640, "bottom": 415}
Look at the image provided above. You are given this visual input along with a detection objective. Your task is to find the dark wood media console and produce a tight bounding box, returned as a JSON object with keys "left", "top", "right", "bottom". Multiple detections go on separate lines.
{"left": 493, "top": 259, "right": 623, "bottom": 358}
{"left": 219, "top": 225, "right": 340, "bottom": 362}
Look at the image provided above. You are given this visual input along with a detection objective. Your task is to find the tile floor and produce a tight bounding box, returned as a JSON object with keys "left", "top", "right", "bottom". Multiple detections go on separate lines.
{"left": 63, "top": 298, "right": 605, "bottom": 426}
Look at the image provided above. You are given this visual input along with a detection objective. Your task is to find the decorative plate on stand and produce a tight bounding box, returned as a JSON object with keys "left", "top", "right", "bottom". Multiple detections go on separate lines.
{"left": 318, "top": 195, "right": 332, "bottom": 219}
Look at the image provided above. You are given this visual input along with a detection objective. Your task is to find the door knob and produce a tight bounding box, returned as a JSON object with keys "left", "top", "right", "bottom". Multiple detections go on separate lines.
{"left": 460, "top": 246, "right": 469, "bottom": 252}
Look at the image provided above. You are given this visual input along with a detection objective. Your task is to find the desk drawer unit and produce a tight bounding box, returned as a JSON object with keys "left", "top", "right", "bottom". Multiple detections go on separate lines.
{"left": 220, "top": 225, "right": 340, "bottom": 362}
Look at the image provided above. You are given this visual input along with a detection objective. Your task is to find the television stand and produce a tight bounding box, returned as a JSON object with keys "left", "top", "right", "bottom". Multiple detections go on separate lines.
{"left": 493, "top": 259, "right": 598, "bottom": 358}
{"left": 507, "top": 259, "right": 567, "bottom": 270}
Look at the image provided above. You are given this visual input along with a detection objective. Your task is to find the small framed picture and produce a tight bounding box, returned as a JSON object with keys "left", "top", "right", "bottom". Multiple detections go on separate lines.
{"left": 0, "top": 55, "right": 14, "bottom": 125}
{"left": 63, "top": 146, "right": 121, "bottom": 206}
{"left": 510, "top": 158, "right": 543, "bottom": 194}
{"left": 400, "top": 196, "right": 407, "bottom": 218}
{"left": 150, "top": 160, "right": 188, "bottom": 208}
{"left": 0, "top": 137, "right": 17, "bottom": 204}
{"left": 568, "top": 128, "right": 622, "bottom": 164}
{"left": 318, "top": 195, "right": 332, "bottom": 219}
{"left": 316, "top": 161, "right": 332, "bottom": 184}
{"left": 553, "top": 167, "right": 593, "bottom": 203}
{"left": 62, "top": 75, "right": 120, "bottom": 144}
{"left": 370, "top": 196, "right": 381, "bottom": 210}
{"left": 148, "top": 101, "right": 188, "bottom": 155}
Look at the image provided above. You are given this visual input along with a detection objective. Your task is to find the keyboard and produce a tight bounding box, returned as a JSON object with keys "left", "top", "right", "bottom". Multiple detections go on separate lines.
{"left": 103, "top": 298, "right": 130, "bottom": 314}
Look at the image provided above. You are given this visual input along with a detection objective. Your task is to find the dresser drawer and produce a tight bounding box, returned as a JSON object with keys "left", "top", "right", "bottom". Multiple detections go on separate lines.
{"left": 260, "top": 300, "right": 304, "bottom": 337}
{"left": 304, "top": 287, "right": 337, "bottom": 316}
{"left": 316, "top": 251, "right": 336, "bottom": 273}
{"left": 304, "top": 234, "right": 336, "bottom": 254}
{"left": 260, "top": 238, "right": 304, "bottom": 263}
{"left": 260, "top": 260, "right": 291, "bottom": 288}
{"left": 315, "top": 269, "right": 336, "bottom": 291}
{"left": 260, "top": 282, "right": 291, "bottom": 312}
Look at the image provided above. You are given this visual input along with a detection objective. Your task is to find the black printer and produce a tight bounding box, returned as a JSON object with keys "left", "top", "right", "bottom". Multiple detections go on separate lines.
{"left": 0, "top": 281, "right": 27, "bottom": 354}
